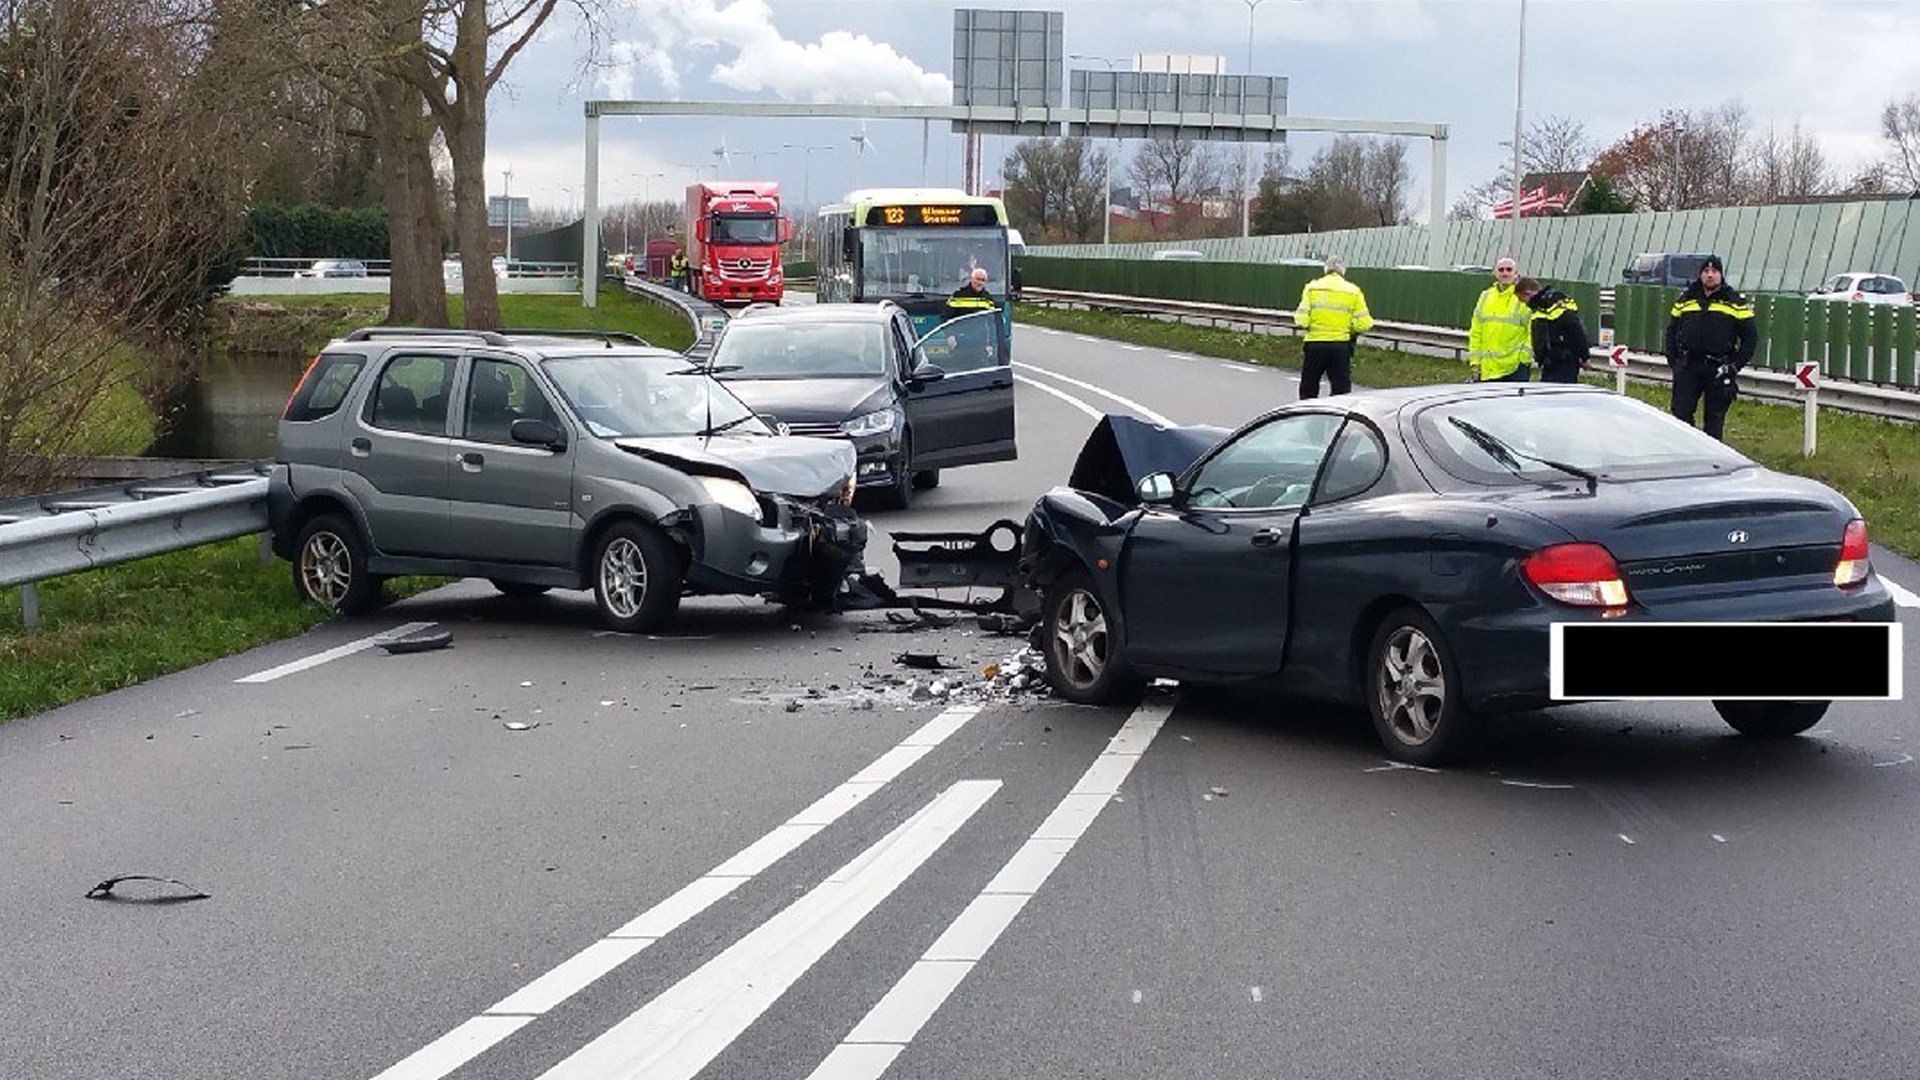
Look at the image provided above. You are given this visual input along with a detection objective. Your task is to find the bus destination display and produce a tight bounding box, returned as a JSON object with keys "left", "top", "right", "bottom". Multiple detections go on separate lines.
{"left": 867, "top": 204, "right": 999, "bottom": 227}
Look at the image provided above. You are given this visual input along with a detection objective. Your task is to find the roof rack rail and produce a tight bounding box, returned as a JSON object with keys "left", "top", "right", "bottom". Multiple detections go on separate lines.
{"left": 496, "top": 328, "right": 652, "bottom": 346}
{"left": 341, "top": 326, "right": 511, "bottom": 345}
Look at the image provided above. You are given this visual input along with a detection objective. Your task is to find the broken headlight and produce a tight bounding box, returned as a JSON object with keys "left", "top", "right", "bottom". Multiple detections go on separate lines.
{"left": 698, "top": 476, "right": 760, "bottom": 517}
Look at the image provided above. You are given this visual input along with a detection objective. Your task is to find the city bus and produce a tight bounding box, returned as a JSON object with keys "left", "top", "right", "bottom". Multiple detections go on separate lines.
{"left": 815, "top": 188, "right": 1014, "bottom": 347}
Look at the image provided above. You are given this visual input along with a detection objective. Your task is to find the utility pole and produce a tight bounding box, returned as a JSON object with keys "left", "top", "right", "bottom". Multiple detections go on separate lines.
{"left": 1507, "top": 0, "right": 1527, "bottom": 258}
{"left": 503, "top": 167, "right": 514, "bottom": 263}
{"left": 1071, "top": 54, "right": 1123, "bottom": 245}
{"left": 1241, "top": 0, "right": 1268, "bottom": 239}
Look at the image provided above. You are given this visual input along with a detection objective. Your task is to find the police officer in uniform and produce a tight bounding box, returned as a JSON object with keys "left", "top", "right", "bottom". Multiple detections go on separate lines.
{"left": 1663, "top": 254, "right": 1756, "bottom": 440}
{"left": 1291, "top": 256, "right": 1374, "bottom": 398}
{"left": 1467, "top": 257, "right": 1532, "bottom": 382}
{"left": 945, "top": 267, "right": 998, "bottom": 319}
{"left": 1517, "top": 277, "right": 1592, "bottom": 384}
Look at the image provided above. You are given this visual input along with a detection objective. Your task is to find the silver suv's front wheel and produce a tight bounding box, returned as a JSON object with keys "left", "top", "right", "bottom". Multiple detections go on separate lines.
{"left": 592, "top": 521, "right": 683, "bottom": 632}
{"left": 293, "top": 513, "right": 383, "bottom": 614}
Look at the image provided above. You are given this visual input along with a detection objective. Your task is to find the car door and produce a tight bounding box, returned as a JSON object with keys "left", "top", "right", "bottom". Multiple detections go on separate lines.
{"left": 346, "top": 351, "right": 457, "bottom": 556}
{"left": 1117, "top": 411, "right": 1345, "bottom": 674}
{"left": 900, "top": 309, "right": 1016, "bottom": 469}
{"left": 443, "top": 353, "right": 577, "bottom": 566}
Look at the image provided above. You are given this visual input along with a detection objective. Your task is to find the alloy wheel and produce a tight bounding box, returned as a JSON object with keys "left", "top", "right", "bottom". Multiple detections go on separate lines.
{"left": 1052, "top": 587, "right": 1110, "bottom": 690}
{"left": 1377, "top": 625, "right": 1447, "bottom": 746}
{"left": 598, "top": 536, "right": 649, "bottom": 620}
{"left": 298, "top": 531, "right": 353, "bottom": 609}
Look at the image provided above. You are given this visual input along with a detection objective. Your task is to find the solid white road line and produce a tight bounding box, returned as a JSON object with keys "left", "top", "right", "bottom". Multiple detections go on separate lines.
{"left": 1118, "top": 344, "right": 1145, "bottom": 351}
{"left": 1011, "top": 361, "right": 1175, "bottom": 427}
{"left": 1882, "top": 575, "right": 1920, "bottom": 609}
{"left": 368, "top": 704, "right": 985, "bottom": 1080}
{"left": 802, "top": 699, "right": 1175, "bottom": 1080}
{"left": 1014, "top": 374, "right": 1103, "bottom": 420}
{"left": 535, "top": 780, "right": 1002, "bottom": 1080}
{"left": 235, "top": 622, "right": 436, "bottom": 683}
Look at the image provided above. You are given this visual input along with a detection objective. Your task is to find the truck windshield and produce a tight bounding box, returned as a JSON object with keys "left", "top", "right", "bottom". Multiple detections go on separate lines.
{"left": 857, "top": 227, "right": 1007, "bottom": 298}
{"left": 710, "top": 214, "right": 778, "bottom": 245}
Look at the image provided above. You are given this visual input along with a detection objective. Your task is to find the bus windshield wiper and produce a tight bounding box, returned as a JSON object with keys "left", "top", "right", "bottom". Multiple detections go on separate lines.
{"left": 1447, "top": 416, "right": 1598, "bottom": 493}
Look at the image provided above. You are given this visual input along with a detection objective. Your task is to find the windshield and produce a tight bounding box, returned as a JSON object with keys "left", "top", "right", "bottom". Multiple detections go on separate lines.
{"left": 710, "top": 214, "right": 777, "bottom": 245}
{"left": 857, "top": 226, "right": 1007, "bottom": 298}
{"left": 541, "top": 353, "right": 769, "bottom": 438}
{"left": 712, "top": 321, "right": 888, "bottom": 379}
{"left": 1414, "top": 392, "right": 1749, "bottom": 486}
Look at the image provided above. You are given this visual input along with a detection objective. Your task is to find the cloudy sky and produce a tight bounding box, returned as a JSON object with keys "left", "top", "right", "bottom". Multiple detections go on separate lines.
{"left": 486, "top": 0, "right": 1920, "bottom": 222}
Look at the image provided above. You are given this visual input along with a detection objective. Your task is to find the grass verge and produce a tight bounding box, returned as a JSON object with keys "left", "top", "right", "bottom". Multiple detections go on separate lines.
{"left": 1016, "top": 302, "right": 1920, "bottom": 560}
{"left": 214, "top": 284, "right": 695, "bottom": 356}
{"left": 0, "top": 537, "right": 443, "bottom": 723}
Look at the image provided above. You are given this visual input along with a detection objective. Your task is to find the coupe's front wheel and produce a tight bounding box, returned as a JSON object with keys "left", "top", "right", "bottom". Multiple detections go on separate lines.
{"left": 592, "top": 522, "right": 683, "bottom": 632}
{"left": 1042, "top": 570, "right": 1143, "bottom": 705}
{"left": 1366, "top": 607, "right": 1476, "bottom": 765}
{"left": 293, "top": 514, "right": 383, "bottom": 615}
{"left": 1714, "top": 699, "right": 1830, "bottom": 737}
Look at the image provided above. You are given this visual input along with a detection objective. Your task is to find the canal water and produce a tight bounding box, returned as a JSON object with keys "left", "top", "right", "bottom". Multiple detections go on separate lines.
{"left": 145, "top": 350, "right": 312, "bottom": 460}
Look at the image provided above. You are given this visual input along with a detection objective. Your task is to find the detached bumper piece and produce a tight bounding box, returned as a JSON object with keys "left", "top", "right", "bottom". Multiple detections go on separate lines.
{"left": 779, "top": 500, "right": 869, "bottom": 611}
{"left": 887, "top": 519, "right": 1037, "bottom": 619}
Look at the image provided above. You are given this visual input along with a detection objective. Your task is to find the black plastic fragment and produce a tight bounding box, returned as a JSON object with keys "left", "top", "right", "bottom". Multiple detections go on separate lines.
{"left": 85, "top": 875, "right": 211, "bottom": 902}
{"left": 380, "top": 629, "right": 453, "bottom": 654}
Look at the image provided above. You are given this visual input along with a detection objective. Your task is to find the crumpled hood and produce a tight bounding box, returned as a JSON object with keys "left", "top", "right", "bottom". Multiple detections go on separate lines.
{"left": 614, "top": 435, "right": 855, "bottom": 499}
{"left": 1067, "top": 414, "right": 1232, "bottom": 505}
{"left": 721, "top": 378, "right": 890, "bottom": 425}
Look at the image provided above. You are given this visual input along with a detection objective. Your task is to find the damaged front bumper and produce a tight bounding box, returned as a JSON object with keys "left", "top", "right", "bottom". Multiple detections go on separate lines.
{"left": 675, "top": 495, "right": 868, "bottom": 604}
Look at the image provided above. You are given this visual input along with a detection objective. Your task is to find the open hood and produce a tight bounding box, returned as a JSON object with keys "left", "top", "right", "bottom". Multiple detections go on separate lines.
{"left": 614, "top": 435, "right": 854, "bottom": 499}
{"left": 1067, "top": 414, "right": 1231, "bottom": 505}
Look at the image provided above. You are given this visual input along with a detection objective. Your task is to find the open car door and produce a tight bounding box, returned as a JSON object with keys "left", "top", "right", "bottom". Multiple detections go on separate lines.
{"left": 900, "top": 309, "right": 1016, "bottom": 469}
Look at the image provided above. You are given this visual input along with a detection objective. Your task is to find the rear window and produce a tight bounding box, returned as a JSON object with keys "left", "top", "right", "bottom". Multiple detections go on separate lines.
{"left": 1414, "top": 392, "right": 1749, "bottom": 487}
{"left": 283, "top": 352, "right": 365, "bottom": 421}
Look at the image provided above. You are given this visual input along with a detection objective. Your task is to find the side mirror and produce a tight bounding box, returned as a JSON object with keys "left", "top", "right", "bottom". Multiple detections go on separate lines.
{"left": 908, "top": 362, "right": 947, "bottom": 385}
{"left": 1136, "top": 471, "right": 1177, "bottom": 505}
{"left": 778, "top": 217, "right": 793, "bottom": 244}
{"left": 841, "top": 228, "right": 856, "bottom": 260}
{"left": 510, "top": 418, "right": 566, "bottom": 451}
{"left": 694, "top": 219, "right": 709, "bottom": 244}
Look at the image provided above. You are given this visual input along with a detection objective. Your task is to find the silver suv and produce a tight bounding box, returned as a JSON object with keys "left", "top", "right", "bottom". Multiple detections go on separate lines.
{"left": 268, "top": 327, "right": 866, "bottom": 631}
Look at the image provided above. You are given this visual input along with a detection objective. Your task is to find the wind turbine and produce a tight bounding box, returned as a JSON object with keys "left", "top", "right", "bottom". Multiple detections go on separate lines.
{"left": 711, "top": 132, "right": 733, "bottom": 174}
{"left": 850, "top": 122, "right": 877, "bottom": 188}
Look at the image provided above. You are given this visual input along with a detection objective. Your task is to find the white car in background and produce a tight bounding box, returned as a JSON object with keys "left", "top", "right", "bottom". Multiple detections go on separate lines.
{"left": 1810, "top": 271, "right": 1911, "bottom": 305}
{"left": 1151, "top": 249, "right": 1206, "bottom": 261}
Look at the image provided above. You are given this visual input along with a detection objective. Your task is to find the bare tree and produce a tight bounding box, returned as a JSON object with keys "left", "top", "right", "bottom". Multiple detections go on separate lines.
{"left": 1880, "top": 92, "right": 1920, "bottom": 191}
{"left": 1003, "top": 137, "right": 1109, "bottom": 243}
{"left": 1129, "top": 138, "right": 1222, "bottom": 230}
{"left": 1, "top": 0, "right": 256, "bottom": 495}
{"left": 1456, "top": 114, "right": 1595, "bottom": 218}
{"left": 1746, "top": 121, "right": 1831, "bottom": 204}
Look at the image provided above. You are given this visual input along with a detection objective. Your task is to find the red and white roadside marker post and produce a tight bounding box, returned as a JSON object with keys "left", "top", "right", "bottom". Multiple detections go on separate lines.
{"left": 1795, "top": 360, "right": 1820, "bottom": 457}
{"left": 1607, "top": 346, "right": 1628, "bottom": 394}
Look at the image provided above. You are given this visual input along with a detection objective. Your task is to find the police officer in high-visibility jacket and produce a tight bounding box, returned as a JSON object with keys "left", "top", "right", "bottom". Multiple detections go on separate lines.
{"left": 1466, "top": 258, "right": 1533, "bottom": 382}
{"left": 944, "top": 267, "right": 999, "bottom": 319}
{"left": 1516, "top": 276, "right": 1592, "bottom": 384}
{"left": 1291, "top": 256, "right": 1373, "bottom": 398}
{"left": 1663, "top": 254, "right": 1756, "bottom": 441}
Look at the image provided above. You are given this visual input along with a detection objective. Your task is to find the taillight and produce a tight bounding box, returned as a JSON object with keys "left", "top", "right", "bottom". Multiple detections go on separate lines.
{"left": 281, "top": 352, "right": 322, "bottom": 419}
{"left": 1835, "top": 518, "right": 1871, "bottom": 587}
{"left": 1522, "top": 542, "right": 1630, "bottom": 607}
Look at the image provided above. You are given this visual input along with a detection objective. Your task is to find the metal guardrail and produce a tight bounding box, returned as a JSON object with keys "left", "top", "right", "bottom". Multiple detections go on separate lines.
{"left": 1023, "top": 287, "right": 1920, "bottom": 423}
{"left": 1, "top": 464, "right": 269, "bottom": 630}
{"left": 621, "top": 272, "right": 731, "bottom": 360}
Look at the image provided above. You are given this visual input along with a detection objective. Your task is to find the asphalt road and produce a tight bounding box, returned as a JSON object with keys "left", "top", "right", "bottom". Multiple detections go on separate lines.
{"left": 4, "top": 318, "right": 1920, "bottom": 1080}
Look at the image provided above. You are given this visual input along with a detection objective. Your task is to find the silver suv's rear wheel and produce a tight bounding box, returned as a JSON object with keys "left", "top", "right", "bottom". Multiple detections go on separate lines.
{"left": 293, "top": 513, "right": 383, "bottom": 615}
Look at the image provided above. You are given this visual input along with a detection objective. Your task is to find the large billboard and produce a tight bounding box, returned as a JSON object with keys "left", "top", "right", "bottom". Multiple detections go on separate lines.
{"left": 950, "top": 8, "right": 1063, "bottom": 136}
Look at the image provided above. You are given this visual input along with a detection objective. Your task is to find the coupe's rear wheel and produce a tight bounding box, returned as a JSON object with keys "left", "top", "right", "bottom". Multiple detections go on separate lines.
{"left": 490, "top": 580, "right": 551, "bottom": 597}
{"left": 293, "top": 513, "right": 383, "bottom": 615}
{"left": 1366, "top": 607, "right": 1476, "bottom": 765}
{"left": 592, "top": 522, "right": 682, "bottom": 632}
{"left": 911, "top": 468, "right": 941, "bottom": 490}
{"left": 1042, "top": 570, "right": 1143, "bottom": 705}
{"left": 1714, "top": 699, "right": 1830, "bottom": 737}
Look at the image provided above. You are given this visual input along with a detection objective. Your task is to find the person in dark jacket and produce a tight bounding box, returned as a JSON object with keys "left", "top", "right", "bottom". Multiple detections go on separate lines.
{"left": 945, "top": 267, "right": 999, "bottom": 319}
{"left": 1663, "top": 254, "right": 1757, "bottom": 440}
{"left": 1517, "top": 278, "right": 1592, "bottom": 384}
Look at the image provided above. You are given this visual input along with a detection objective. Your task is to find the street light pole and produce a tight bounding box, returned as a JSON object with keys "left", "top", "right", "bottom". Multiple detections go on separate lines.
{"left": 1241, "top": 0, "right": 1268, "bottom": 239}
{"left": 1507, "top": 0, "right": 1527, "bottom": 259}
{"left": 1071, "top": 53, "right": 1122, "bottom": 245}
{"left": 503, "top": 167, "right": 514, "bottom": 263}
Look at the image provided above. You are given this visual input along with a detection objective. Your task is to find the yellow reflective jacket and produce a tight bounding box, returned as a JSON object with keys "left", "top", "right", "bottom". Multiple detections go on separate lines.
{"left": 1468, "top": 284, "right": 1531, "bottom": 379}
{"left": 1293, "top": 273, "right": 1374, "bottom": 343}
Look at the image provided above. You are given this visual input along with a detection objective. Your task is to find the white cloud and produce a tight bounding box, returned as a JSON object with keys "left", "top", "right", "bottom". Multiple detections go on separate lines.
{"left": 607, "top": 0, "right": 951, "bottom": 104}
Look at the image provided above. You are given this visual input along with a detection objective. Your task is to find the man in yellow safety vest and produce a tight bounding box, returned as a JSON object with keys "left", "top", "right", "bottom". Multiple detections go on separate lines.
{"left": 1291, "top": 256, "right": 1374, "bottom": 398}
{"left": 1467, "top": 257, "right": 1533, "bottom": 382}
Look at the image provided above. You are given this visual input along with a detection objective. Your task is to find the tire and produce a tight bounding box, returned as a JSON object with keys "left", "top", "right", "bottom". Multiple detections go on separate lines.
{"left": 1365, "top": 606, "right": 1477, "bottom": 766}
{"left": 292, "top": 513, "right": 383, "bottom": 615}
{"left": 1714, "top": 699, "right": 1830, "bottom": 738}
{"left": 1042, "top": 570, "right": 1144, "bottom": 706}
{"left": 873, "top": 435, "right": 914, "bottom": 510}
{"left": 591, "top": 521, "right": 683, "bottom": 633}
{"left": 911, "top": 468, "right": 942, "bottom": 490}
{"left": 490, "top": 580, "right": 551, "bottom": 597}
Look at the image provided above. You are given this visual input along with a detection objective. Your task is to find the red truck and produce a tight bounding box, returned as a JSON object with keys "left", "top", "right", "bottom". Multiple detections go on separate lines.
{"left": 684, "top": 181, "right": 790, "bottom": 304}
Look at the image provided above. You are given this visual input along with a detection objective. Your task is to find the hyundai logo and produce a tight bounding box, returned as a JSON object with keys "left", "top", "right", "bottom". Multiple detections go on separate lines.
{"left": 1727, "top": 529, "right": 1750, "bottom": 544}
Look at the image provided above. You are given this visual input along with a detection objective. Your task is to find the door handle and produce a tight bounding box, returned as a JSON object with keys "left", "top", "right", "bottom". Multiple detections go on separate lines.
{"left": 458, "top": 451, "right": 484, "bottom": 468}
{"left": 1250, "top": 527, "right": 1286, "bottom": 548}
{"left": 350, "top": 437, "right": 371, "bottom": 456}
